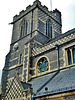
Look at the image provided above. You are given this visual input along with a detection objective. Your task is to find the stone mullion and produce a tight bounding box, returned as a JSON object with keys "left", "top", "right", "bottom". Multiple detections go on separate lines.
{"left": 66, "top": 49, "right": 68, "bottom": 66}
{"left": 70, "top": 48, "right": 73, "bottom": 64}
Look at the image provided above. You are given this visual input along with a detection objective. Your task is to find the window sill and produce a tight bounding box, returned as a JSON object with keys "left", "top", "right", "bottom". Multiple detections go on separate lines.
{"left": 66, "top": 63, "right": 75, "bottom": 68}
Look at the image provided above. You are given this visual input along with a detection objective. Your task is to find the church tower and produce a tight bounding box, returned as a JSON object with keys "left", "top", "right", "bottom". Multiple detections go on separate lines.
{"left": 2, "top": 0, "right": 62, "bottom": 97}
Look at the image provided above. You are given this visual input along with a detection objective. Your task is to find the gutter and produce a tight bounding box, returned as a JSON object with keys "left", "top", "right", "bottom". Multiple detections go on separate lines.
{"left": 33, "top": 88, "right": 75, "bottom": 98}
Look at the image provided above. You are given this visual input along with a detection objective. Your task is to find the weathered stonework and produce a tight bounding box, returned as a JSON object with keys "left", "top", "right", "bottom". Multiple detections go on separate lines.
{"left": 1, "top": 0, "right": 75, "bottom": 100}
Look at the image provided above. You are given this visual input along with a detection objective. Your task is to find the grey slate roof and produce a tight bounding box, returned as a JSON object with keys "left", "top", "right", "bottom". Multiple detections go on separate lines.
{"left": 29, "top": 66, "right": 75, "bottom": 97}
{"left": 47, "top": 28, "right": 75, "bottom": 44}
{"left": 29, "top": 72, "right": 56, "bottom": 93}
{"left": 21, "top": 82, "right": 32, "bottom": 90}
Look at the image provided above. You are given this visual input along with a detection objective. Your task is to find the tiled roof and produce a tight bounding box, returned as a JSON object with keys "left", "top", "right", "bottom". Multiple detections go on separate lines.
{"left": 29, "top": 66, "right": 75, "bottom": 97}
{"left": 47, "top": 28, "right": 75, "bottom": 44}
{"left": 29, "top": 72, "right": 56, "bottom": 93}
{"left": 21, "top": 81, "right": 32, "bottom": 90}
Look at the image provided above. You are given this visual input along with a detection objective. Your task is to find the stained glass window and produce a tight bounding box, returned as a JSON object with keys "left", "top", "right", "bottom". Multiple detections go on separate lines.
{"left": 37, "top": 57, "right": 48, "bottom": 73}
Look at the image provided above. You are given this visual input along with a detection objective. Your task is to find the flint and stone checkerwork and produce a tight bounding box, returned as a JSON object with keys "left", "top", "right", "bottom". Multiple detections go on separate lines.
{"left": 1, "top": 0, "right": 75, "bottom": 100}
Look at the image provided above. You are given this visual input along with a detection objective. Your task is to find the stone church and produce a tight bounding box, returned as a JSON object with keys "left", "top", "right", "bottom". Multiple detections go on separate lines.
{"left": 1, "top": 0, "right": 75, "bottom": 100}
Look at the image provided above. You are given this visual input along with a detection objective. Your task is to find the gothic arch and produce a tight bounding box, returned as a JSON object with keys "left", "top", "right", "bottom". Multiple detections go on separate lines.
{"left": 19, "top": 18, "right": 28, "bottom": 38}
{"left": 35, "top": 56, "right": 50, "bottom": 76}
{"left": 46, "top": 19, "right": 53, "bottom": 39}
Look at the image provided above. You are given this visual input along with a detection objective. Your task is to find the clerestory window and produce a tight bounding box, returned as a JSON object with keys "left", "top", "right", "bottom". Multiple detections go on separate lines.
{"left": 20, "top": 20, "right": 27, "bottom": 38}
{"left": 46, "top": 20, "right": 52, "bottom": 38}
{"left": 66, "top": 46, "right": 75, "bottom": 65}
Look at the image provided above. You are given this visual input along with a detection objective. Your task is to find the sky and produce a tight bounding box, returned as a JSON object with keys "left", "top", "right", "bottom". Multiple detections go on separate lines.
{"left": 0, "top": 0, "right": 75, "bottom": 75}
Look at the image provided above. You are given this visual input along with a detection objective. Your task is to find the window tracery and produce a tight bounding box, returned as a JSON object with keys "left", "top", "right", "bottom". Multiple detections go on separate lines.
{"left": 37, "top": 57, "right": 48, "bottom": 73}
{"left": 20, "top": 20, "right": 27, "bottom": 38}
{"left": 46, "top": 20, "right": 52, "bottom": 38}
{"left": 66, "top": 46, "right": 75, "bottom": 65}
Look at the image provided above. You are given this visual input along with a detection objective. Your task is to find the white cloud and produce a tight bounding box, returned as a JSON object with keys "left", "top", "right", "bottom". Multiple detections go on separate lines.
{"left": 52, "top": 0, "right": 75, "bottom": 32}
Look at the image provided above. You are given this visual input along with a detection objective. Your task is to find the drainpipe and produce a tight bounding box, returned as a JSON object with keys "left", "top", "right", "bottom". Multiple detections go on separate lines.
{"left": 31, "top": 93, "right": 35, "bottom": 100}
{"left": 36, "top": 71, "right": 59, "bottom": 93}
{"left": 32, "top": 44, "right": 60, "bottom": 99}
{"left": 55, "top": 44, "right": 60, "bottom": 70}
{"left": 35, "top": 44, "right": 60, "bottom": 93}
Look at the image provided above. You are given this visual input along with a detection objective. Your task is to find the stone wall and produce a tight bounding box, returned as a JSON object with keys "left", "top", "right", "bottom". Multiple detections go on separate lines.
{"left": 38, "top": 8, "right": 62, "bottom": 38}
{"left": 31, "top": 31, "right": 75, "bottom": 77}
{"left": 64, "top": 95, "right": 75, "bottom": 100}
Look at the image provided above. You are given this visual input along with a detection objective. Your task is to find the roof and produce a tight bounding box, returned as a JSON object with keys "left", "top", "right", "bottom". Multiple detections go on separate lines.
{"left": 29, "top": 66, "right": 75, "bottom": 98}
{"left": 47, "top": 28, "right": 75, "bottom": 44}
{"left": 29, "top": 72, "right": 56, "bottom": 93}
{"left": 21, "top": 81, "right": 32, "bottom": 90}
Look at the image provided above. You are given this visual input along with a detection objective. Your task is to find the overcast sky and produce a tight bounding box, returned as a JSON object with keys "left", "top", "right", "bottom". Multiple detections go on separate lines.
{"left": 0, "top": 0, "right": 75, "bottom": 71}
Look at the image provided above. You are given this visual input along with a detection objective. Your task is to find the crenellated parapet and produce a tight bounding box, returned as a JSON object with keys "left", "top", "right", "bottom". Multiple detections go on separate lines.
{"left": 12, "top": 0, "right": 61, "bottom": 25}
{"left": 13, "top": 0, "right": 41, "bottom": 22}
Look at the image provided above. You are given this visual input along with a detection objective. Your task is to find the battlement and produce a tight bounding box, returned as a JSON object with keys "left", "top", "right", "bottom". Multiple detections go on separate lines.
{"left": 53, "top": 9, "right": 61, "bottom": 14}
{"left": 13, "top": 0, "right": 41, "bottom": 22}
{"left": 12, "top": 0, "right": 61, "bottom": 23}
{"left": 33, "top": 0, "right": 41, "bottom": 5}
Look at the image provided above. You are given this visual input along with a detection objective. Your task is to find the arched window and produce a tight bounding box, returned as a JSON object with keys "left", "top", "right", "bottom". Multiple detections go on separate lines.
{"left": 37, "top": 57, "right": 49, "bottom": 73}
{"left": 66, "top": 46, "right": 75, "bottom": 65}
{"left": 20, "top": 20, "right": 27, "bottom": 38}
{"left": 72, "top": 48, "right": 75, "bottom": 63}
{"left": 46, "top": 20, "right": 52, "bottom": 38}
{"left": 67, "top": 49, "right": 72, "bottom": 65}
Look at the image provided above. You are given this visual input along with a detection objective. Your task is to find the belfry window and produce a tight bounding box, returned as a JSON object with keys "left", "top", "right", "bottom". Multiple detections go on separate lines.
{"left": 46, "top": 20, "right": 52, "bottom": 38}
{"left": 66, "top": 46, "right": 75, "bottom": 65}
{"left": 20, "top": 20, "right": 27, "bottom": 38}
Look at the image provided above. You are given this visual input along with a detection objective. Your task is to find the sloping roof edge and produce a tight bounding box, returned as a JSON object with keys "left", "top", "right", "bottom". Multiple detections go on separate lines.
{"left": 47, "top": 28, "right": 75, "bottom": 44}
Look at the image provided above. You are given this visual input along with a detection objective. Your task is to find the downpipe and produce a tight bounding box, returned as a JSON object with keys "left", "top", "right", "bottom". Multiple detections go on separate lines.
{"left": 55, "top": 44, "right": 60, "bottom": 70}
{"left": 32, "top": 44, "right": 60, "bottom": 99}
